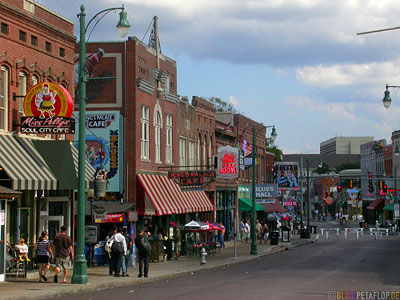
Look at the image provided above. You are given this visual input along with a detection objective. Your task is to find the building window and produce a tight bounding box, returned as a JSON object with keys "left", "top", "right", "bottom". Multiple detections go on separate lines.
{"left": 59, "top": 47, "right": 65, "bottom": 58}
{"left": 189, "top": 140, "right": 195, "bottom": 170}
{"left": 166, "top": 114, "right": 172, "bottom": 164}
{"left": 45, "top": 41, "right": 52, "bottom": 52}
{"left": 1, "top": 23, "right": 8, "bottom": 35}
{"left": 155, "top": 111, "right": 161, "bottom": 163}
{"left": 203, "top": 136, "right": 207, "bottom": 169}
{"left": 179, "top": 138, "right": 186, "bottom": 169}
{"left": 31, "top": 35, "right": 38, "bottom": 46}
{"left": 19, "top": 30, "right": 27, "bottom": 42}
{"left": 140, "top": 105, "right": 149, "bottom": 160}
{"left": 197, "top": 135, "right": 201, "bottom": 166}
{"left": 31, "top": 75, "right": 38, "bottom": 86}
{"left": 0, "top": 66, "right": 8, "bottom": 130}
{"left": 18, "top": 72, "right": 27, "bottom": 121}
{"left": 208, "top": 136, "right": 212, "bottom": 168}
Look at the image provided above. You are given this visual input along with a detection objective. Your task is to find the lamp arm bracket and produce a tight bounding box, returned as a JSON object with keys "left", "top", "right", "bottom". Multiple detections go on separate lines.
{"left": 79, "top": 6, "right": 125, "bottom": 35}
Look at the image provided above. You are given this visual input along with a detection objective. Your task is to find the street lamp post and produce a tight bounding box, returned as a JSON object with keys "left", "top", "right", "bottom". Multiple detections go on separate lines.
{"left": 72, "top": 4, "right": 130, "bottom": 284}
{"left": 250, "top": 124, "right": 277, "bottom": 255}
{"left": 394, "top": 145, "right": 399, "bottom": 230}
{"left": 306, "top": 158, "right": 311, "bottom": 238}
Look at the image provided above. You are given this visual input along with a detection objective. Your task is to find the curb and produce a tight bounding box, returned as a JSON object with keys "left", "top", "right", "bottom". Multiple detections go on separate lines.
{"left": 5, "top": 238, "right": 316, "bottom": 300}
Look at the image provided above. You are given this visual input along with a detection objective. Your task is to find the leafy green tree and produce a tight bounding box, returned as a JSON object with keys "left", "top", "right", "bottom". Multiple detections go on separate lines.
{"left": 207, "top": 97, "right": 237, "bottom": 112}
{"left": 265, "top": 137, "right": 282, "bottom": 162}
{"left": 315, "top": 162, "right": 330, "bottom": 174}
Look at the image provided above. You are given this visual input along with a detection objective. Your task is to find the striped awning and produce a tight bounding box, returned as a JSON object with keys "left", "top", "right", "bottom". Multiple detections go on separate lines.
{"left": 70, "top": 144, "right": 96, "bottom": 189}
{"left": 137, "top": 174, "right": 214, "bottom": 216}
{"left": 0, "top": 134, "right": 57, "bottom": 190}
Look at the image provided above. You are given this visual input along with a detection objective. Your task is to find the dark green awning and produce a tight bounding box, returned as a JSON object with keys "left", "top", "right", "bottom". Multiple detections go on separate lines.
{"left": 239, "top": 198, "right": 264, "bottom": 212}
{"left": 383, "top": 203, "right": 394, "bottom": 211}
{"left": 32, "top": 140, "right": 78, "bottom": 190}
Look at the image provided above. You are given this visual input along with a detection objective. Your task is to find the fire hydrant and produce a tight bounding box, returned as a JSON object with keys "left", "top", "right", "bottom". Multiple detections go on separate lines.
{"left": 200, "top": 247, "right": 207, "bottom": 265}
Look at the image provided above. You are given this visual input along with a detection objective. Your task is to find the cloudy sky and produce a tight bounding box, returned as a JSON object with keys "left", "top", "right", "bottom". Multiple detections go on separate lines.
{"left": 37, "top": 0, "right": 400, "bottom": 154}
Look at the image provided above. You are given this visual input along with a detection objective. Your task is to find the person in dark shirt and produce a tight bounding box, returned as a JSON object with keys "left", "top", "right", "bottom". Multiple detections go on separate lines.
{"left": 135, "top": 228, "right": 151, "bottom": 278}
{"left": 53, "top": 226, "right": 73, "bottom": 283}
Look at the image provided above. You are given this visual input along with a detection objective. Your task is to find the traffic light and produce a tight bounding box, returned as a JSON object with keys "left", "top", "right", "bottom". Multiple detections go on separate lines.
{"left": 349, "top": 179, "right": 353, "bottom": 189}
{"left": 379, "top": 180, "right": 383, "bottom": 189}
{"left": 383, "top": 183, "right": 387, "bottom": 194}
{"left": 337, "top": 185, "right": 342, "bottom": 193}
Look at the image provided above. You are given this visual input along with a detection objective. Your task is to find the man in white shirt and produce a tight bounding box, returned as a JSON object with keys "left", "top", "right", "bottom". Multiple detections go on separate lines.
{"left": 111, "top": 226, "right": 127, "bottom": 277}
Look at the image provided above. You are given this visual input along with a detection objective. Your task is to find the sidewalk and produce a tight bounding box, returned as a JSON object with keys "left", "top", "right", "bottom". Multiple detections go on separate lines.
{"left": 1, "top": 235, "right": 315, "bottom": 300}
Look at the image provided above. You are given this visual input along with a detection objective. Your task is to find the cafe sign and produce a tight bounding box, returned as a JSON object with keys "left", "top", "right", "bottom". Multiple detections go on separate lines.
{"left": 21, "top": 82, "right": 74, "bottom": 134}
{"left": 168, "top": 170, "right": 216, "bottom": 187}
{"left": 217, "top": 145, "right": 239, "bottom": 179}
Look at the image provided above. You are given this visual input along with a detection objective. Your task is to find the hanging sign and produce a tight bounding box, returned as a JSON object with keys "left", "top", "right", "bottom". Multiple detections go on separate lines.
{"left": 217, "top": 145, "right": 239, "bottom": 179}
{"left": 168, "top": 170, "right": 216, "bottom": 187}
{"left": 21, "top": 82, "right": 74, "bottom": 134}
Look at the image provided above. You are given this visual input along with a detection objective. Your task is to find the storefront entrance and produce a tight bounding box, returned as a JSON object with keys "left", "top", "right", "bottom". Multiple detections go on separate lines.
{"left": 0, "top": 199, "right": 6, "bottom": 282}
{"left": 39, "top": 216, "right": 64, "bottom": 242}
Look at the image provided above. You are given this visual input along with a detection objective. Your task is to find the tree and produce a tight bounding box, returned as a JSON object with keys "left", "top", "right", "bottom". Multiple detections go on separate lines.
{"left": 265, "top": 137, "right": 283, "bottom": 162}
{"left": 314, "top": 162, "right": 330, "bottom": 174}
{"left": 207, "top": 97, "right": 237, "bottom": 112}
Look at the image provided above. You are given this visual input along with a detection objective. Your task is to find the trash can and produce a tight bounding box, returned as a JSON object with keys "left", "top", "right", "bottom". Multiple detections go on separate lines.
{"left": 281, "top": 226, "right": 290, "bottom": 242}
{"left": 300, "top": 229, "right": 309, "bottom": 239}
{"left": 270, "top": 230, "right": 279, "bottom": 245}
{"left": 94, "top": 243, "right": 106, "bottom": 265}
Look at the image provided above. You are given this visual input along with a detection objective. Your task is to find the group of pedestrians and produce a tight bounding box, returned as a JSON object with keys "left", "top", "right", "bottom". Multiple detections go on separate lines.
{"left": 34, "top": 226, "right": 73, "bottom": 283}
{"left": 239, "top": 219, "right": 270, "bottom": 244}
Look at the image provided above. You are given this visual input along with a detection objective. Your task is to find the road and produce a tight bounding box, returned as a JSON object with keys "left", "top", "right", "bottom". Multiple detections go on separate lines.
{"left": 53, "top": 234, "right": 400, "bottom": 300}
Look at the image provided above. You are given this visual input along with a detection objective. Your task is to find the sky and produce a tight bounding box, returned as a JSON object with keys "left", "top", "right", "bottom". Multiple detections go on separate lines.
{"left": 37, "top": 0, "right": 400, "bottom": 154}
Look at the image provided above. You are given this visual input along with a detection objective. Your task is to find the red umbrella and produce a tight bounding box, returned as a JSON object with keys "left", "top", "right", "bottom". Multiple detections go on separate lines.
{"left": 206, "top": 222, "right": 223, "bottom": 231}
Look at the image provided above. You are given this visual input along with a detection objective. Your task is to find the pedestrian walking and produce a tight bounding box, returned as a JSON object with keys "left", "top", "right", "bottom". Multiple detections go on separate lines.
{"left": 239, "top": 219, "right": 244, "bottom": 241}
{"left": 35, "top": 231, "right": 53, "bottom": 282}
{"left": 255, "top": 220, "right": 262, "bottom": 243}
{"left": 53, "top": 226, "right": 74, "bottom": 283}
{"left": 263, "top": 223, "right": 269, "bottom": 244}
{"left": 121, "top": 226, "right": 132, "bottom": 277}
{"left": 135, "top": 228, "right": 151, "bottom": 278}
{"left": 244, "top": 220, "right": 250, "bottom": 243}
{"left": 219, "top": 222, "right": 225, "bottom": 249}
{"left": 105, "top": 230, "right": 114, "bottom": 275}
{"left": 110, "top": 226, "right": 127, "bottom": 277}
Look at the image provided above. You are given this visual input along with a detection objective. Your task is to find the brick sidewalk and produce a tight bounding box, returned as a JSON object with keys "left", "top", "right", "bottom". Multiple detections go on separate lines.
{"left": 0, "top": 235, "right": 314, "bottom": 300}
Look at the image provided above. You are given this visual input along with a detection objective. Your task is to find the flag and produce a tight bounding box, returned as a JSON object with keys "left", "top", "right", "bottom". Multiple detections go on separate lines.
{"left": 223, "top": 120, "right": 232, "bottom": 131}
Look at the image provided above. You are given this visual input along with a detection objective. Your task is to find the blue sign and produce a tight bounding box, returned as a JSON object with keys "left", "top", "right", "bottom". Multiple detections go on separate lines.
{"left": 250, "top": 184, "right": 278, "bottom": 202}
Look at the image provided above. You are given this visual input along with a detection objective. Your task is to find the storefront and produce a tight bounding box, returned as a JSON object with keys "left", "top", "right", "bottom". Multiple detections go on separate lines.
{"left": 136, "top": 174, "right": 214, "bottom": 238}
{"left": 0, "top": 186, "right": 21, "bottom": 282}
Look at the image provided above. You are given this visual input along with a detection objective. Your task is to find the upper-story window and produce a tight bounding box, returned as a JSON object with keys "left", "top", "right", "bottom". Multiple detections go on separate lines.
{"left": 45, "top": 41, "right": 52, "bottom": 52}
{"left": 197, "top": 135, "right": 201, "bottom": 166}
{"left": 140, "top": 105, "right": 149, "bottom": 160}
{"left": 1, "top": 23, "right": 9, "bottom": 35}
{"left": 31, "top": 35, "right": 38, "bottom": 46}
{"left": 18, "top": 72, "right": 27, "bottom": 120}
{"left": 208, "top": 135, "right": 212, "bottom": 168}
{"left": 0, "top": 66, "right": 9, "bottom": 130}
{"left": 203, "top": 136, "right": 207, "bottom": 169}
{"left": 189, "top": 140, "right": 195, "bottom": 170}
{"left": 59, "top": 47, "right": 65, "bottom": 58}
{"left": 155, "top": 111, "right": 161, "bottom": 163}
{"left": 31, "top": 75, "right": 38, "bottom": 86}
{"left": 179, "top": 138, "right": 186, "bottom": 169}
{"left": 19, "top": 30, "right": 27, "bottom": 42}
{"left": 166, "top": 114, "right": 173, "bottom": 164}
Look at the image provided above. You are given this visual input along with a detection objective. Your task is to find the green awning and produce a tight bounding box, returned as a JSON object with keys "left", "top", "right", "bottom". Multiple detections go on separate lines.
{"left": 383, "top": 203, "right": 394, "bottom": 211}
{"left": 239, "top": 198, "right": 264, "bottom": 212}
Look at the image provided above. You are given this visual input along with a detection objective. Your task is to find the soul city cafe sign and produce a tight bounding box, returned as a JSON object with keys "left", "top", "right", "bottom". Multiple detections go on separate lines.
{"left": 21, "top": 82, "right": 74, "bottom": 134}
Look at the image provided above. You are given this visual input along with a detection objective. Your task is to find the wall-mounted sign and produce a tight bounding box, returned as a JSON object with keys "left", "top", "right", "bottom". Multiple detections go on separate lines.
{"left": 21, "top": 82, "right": 74, "bottom": 134}
{"left": 85, "top": 225, "right": 98, "bottom": 244}
{"left": 250, "top": 184, "right": 278, "bottom": 202}
{"left": 168, "top": 170, "right": 216, "bottom": 187}
{"left": 217, "top": 145, "right": 239, "bottom": 179}
{"left": 275, "top": 162, "right": 299, "bottom": 190}
{"left": 95, "top": 213, "right": 124, "bottom": 223}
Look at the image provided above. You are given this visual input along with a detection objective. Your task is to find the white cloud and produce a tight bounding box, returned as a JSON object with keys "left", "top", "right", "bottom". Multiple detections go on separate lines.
{"left": 228, "top": 96, "right": 239, "bottom": 107}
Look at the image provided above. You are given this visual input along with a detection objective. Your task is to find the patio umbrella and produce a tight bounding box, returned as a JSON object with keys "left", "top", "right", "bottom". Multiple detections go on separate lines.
{"left": 184, "top": 220, "right": 210, "bottom": 231}
{"left": 206, "top": 222, "right": 223, "bottom": 231}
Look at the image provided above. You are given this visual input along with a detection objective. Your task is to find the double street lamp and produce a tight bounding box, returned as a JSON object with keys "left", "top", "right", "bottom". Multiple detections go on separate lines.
{"left": 72, "top": 4, "right": 130, "bottom": 284}
{"left": 250, "top": 125, "right": 277, "bottom": 255}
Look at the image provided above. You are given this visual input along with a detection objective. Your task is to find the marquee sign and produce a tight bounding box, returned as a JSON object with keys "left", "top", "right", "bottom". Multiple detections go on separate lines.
{"left": 168, "top": 170, "right": 216, "bottom": 187}
{"left": 217, "top": 145, "right": 239, "bottom": 179}
{"left": 250, "top": 184, "right": 279, "bottom": 202}
{"left": 21, "top": 82, "right": 74, "bottom": 134}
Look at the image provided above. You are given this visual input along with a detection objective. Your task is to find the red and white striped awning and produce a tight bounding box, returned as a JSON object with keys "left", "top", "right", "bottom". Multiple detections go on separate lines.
{"left": 137, "top": 174, "right": 214, "bottom": 216}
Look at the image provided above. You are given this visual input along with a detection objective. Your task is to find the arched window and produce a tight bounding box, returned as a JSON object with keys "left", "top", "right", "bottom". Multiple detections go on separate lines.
{"left": 203, "top": 135, "right": 207, "bottom": 170}
{"left": 18, "top": 72, "right": 27, "bottom": 120}
{"left": 197, "top": 134, "right": 201, "bottom": 166}
{"left": 0, "top": 66, "right": 9, "bottom": 130}
{"left": 31, "top": 74, "right": 38, "bottom": 86}
{"left": 165, "top": 114, "right": 172, "bottom": 164}
{"left": 208, "top": 135, "right": 212, "bottom": 168}
{"left": 155, "top": 111, "right": 161, "bottom": 163}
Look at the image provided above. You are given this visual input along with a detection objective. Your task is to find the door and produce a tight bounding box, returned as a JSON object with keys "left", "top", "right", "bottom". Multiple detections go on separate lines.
{"left": 39, "top": 216, "right": 64, "bottom": 242}
{"left": 17, "top": 207, "right": 30, "bottom": 241}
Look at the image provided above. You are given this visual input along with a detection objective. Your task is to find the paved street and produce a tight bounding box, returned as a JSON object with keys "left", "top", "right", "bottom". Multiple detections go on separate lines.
{"left": 52, "top": 233, "right": 400, "bottom": 300}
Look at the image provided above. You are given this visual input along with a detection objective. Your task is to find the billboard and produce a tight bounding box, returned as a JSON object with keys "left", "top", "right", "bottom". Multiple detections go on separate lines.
{"left": 74, "top": 111, "right": 123, "bottom": 193}
{"left": 217, "top": 145, "right": 239, "bottom": 179}
{"left": 275, "top": 162, "right": 299, "bottom": 190}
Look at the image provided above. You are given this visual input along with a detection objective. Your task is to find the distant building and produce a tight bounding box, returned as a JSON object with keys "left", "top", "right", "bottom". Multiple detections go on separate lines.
{"left": 320, "top": 137, "right": 374, "bottom": 154}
